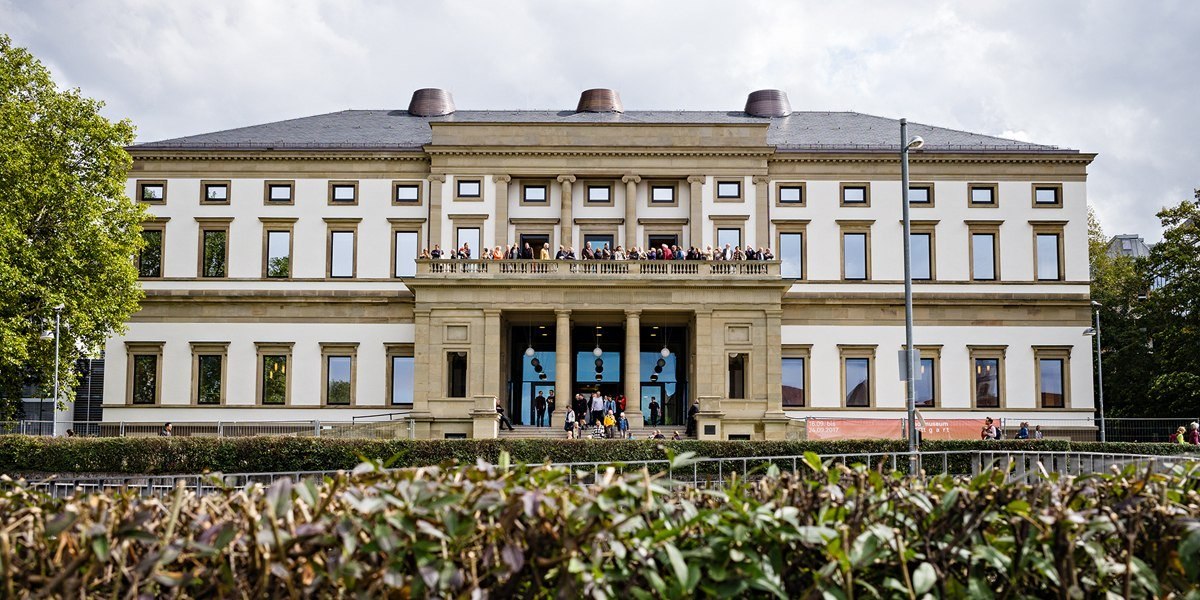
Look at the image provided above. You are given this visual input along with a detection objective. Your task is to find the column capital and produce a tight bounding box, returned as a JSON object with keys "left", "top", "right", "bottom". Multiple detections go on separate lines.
{"left": 687, "top": 175, "right": 706, "bottom": 184}
{"left": 557, "top": 175, "right": 577, "bottom": 184}
{"left": 428, "top": 174, "right": 446, "bottom": 183}
{"left": 555, "top": 308, "right": 572, "bottom": 318}
{"left": 753, "top": 175, "right": 770, "bottom": 185}
{"left": 624, "top": 308, "right": 642, "bottom": 318}
{"left": 483, "top": 308, "right": 502, "bottom": 317}
{"left": 493, "top": 174, "right": 511, "bottom": 184}
{"left": 621, "top": 174, "right": 641, "bottom": 184}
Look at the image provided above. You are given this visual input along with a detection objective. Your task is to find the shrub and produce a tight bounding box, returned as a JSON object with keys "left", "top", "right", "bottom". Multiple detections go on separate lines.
{"left": 2, "top": 454, "right": 1199, "bottom": 597}
{"left": 0, "top": 435, "right": 1194, "bottom": 475}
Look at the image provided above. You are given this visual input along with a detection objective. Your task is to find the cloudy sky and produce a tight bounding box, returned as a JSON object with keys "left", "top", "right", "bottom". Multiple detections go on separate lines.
{"left": 3, "top": 0, "right": 1196, "bottom": 240}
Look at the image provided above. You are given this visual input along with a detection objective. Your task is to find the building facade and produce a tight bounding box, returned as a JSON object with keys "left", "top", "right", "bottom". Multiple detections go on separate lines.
{"left": 104, "top": 89, "right": 1097, "bottom": 439}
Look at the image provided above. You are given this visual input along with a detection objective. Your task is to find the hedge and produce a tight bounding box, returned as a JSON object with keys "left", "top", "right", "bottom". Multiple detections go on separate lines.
{"left": 0, "top": 435, "right": 1195, "bottom": 475}
{"left": 3, "top": 453, "right": 1200, "bottom": 597}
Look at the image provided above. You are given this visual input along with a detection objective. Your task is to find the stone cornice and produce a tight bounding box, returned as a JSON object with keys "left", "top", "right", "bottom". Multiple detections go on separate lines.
{"left": 426, "top": 145, "right": 777, "bottom": 159}
{"left": 127, "top": 149, "right": 429, "bottom": 162}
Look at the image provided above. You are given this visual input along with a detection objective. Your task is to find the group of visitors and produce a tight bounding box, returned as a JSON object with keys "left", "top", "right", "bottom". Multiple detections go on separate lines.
{"left": 564, "top": 392, "right": 630, "bottom": 439}
{"left": 419, "top": 242, "right": 775, "bottom": 262}
{"left": 980, "top": 417, "right": 1044, "bottom": 440}
{"left": 1171, "top": 422, "right": 1200, "bottom": 444}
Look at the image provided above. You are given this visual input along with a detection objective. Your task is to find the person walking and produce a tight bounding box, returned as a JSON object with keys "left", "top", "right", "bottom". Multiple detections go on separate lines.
{"left": 496, "top": 400, "right": 515, "bottom": 431}
{"left": 981, "top": 417, "right": 998, "bottom": 440}
{"left": 590, "top": 392, "right": 605, "bottom": 426}
{"left": 1034, "top": 425, "right": 1044, "bottom": 440}
{"left": 1015, "top": 422, "right": 1030, "bottom": 440}
{"left": 534, "top": 391, "right": 547, "bottom": 427}
{"left": 617, "top": 412, "right": 630, "bottom": 439}
{"left": 1188, "top": 422, "right": 1200, "bottom": 445}
{"left": 564, "top": 407, "right": 577, "bottom": 439}
{"left": 158, "top": 422, "right": 173, "bottom": 437}
{"left": 1174, "top": 426, "right": 1187, "bottom": 444}
{"left": 603, "top": 410, "right": 616, "bottom": 439}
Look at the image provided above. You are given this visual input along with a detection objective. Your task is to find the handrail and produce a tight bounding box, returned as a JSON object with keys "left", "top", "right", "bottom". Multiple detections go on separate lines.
{"left": 415, "top": 259, "right": 781, "bottom": 278}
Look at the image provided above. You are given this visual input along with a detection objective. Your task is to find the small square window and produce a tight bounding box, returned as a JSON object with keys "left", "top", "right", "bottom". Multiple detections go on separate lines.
{"left": 202, "top": 182, "right": 229, "bottom": 203}
{"left": 1033, "top": 184, "right": 1063, "bottom": 208}
{"left": 969, "top": 184, "right": 997, "bottom": 205}
{"left": 394, "top": 184, "right": 420, "bottom": 203}
{"left": 716, "top": 181, "right": 741, "bottom": 199}
{"left": 457, "top": 179, "right": 481, "bottom": 198}
{"left": 138, "top": 181, "right": 166, "bottom": 204}
{"left": 778, "top": 185, "right": 804, "bottom": 204}
{"left": 587, "top": 185, "right": 611, "bottom": 203}
{"left": 331, "top": 184, "right": 356, "bottom": 203}
{"left": 523, "top": 184, "right": 547, "bottom": 203}
{"left": 651, "top": 185, "right": 675, "bottom": 203}
{"left": 841, "top": 184, "right": 869, "bottom": 206}
{"left": 908, "top": 185, "right": 932, "bottom": 204}
{"left": 266, "top": 183, "right": 293, "bottom": 203}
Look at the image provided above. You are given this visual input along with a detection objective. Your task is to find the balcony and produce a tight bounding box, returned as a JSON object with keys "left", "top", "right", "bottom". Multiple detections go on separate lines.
{"left": 414, "top": 259, "right": 780, "bottom": 279}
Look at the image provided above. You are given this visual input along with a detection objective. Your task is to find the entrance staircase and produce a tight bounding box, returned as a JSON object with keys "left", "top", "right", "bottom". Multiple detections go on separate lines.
{"left": 499, "top": 424, "right": 689, "bottom": 440}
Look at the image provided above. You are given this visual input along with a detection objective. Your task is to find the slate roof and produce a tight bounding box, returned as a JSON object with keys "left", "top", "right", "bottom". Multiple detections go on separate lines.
{"left": 129, "top": 109, "right": 1074, "bottom": 153}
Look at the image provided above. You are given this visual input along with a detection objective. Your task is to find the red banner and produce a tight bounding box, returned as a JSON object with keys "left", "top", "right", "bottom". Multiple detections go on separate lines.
{"left": 806, "top": 418, "right": 903, "bottom": 440}
{"left": 916, "top": 419, "right": 988, "bottom": 440}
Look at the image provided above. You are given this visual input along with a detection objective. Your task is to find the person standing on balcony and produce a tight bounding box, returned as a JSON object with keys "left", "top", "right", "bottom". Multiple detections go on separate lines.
{"left": 614, "top": 246, "right": 626, "bottom": 260}
{"left": 555, "top": 245, "right": 568, "bottom": 259}
{"left": 539, "top": 245, "right": 550, "bottom": 260}
{"left": 582, "top": 242, "right": 595, "bottom": 260}
{"left": 534, "top": 391, "right": 547, "bottom": 427}
{"left": 430, "top": 244, "right": 442, "bottom": 259}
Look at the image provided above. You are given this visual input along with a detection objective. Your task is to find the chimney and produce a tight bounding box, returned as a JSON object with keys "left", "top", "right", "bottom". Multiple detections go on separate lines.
{"left": 744, "top": 89, "right": 791, "bottom": 118}
{"left": 576, "top": 88, "right": 624, "bottom": 113}
{"left": 408, "top": 88, "right": 456, "bottom": 116}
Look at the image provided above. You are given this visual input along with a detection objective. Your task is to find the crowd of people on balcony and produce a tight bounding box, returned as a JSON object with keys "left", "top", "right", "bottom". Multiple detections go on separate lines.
{"left": 420, "top": 242, "right": 775, "bottom": 262}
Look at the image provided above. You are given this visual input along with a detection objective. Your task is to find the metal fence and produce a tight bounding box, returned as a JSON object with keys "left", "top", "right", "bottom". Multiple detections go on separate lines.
{"left": 0, "top": 418, "right": 415, "bottom": 440}
{"left": 8, "top": 449, "right": 1196, "bottom": 499}
{"left": 783, "top": 416, "right": 1200, "bottom": 443}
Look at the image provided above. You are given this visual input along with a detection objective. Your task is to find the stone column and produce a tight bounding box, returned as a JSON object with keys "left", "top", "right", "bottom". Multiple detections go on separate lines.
{"left": 428, "top": 174, "right": 446, "bottom": 252}
{"left": 483, "top": 309, "right": 501, "bottom": 400}
{"left": 622, "top": 174, "right": 641, "bottom": 249}
{"left": 557, "top": 175, "right": 576, "bottom": 248}
{"left": 555, "top": 309, "right": 572, "bottom": 413}
{"left": 624, "top": 309, "right": 643, "bottom": 428}
{"left": 494, "top": 175, "right": 511, "bottom": 248}
{"left": 410, "top": 308, "right": 434, "bottom": 439}
{"left": 753, "top": 175, "right": 770, "bottom": 249}
{"left": 762, "top": 308, "right": 789, "bottom": 440}
{"left": 688, "top": 175, "right": 705, "bottom": 248}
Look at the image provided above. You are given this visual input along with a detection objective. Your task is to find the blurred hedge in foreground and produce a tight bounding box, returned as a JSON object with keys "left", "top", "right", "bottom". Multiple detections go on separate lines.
{"left": 0, "top": 435, "right": 1193, "bottom": 475}
{"left": 3, "top": 454, "right": 1199, "bottom": 597}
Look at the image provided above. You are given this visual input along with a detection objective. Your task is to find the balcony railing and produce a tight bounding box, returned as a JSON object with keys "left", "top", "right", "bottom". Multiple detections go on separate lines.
{"left": 415, "top": 259, "right": 780, "bottom": 278}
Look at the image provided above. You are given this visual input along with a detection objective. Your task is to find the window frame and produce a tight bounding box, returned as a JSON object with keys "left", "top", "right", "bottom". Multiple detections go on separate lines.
{"left": 775, "top": 220, "right": 809, "bottom": 280}
{"left": 455, "top": 177, "right": 483, "bottom": 201}
{"left": 137, "top": 217, "right": 169, "bottom": 279}
{"left": 195, "top": 217, "right": 232, "bottom": 279}
{"left": 838, "top": 220, "right": 874, "bottom": 281}
{"left": 1033, "top": 346, "right": 1071, "bottom": 409}
{"left": 125, "top": 341, "right": 164, "bottom": 406}
{"left": 905, "top": 345, "right": 941, "bottom": 408}
{"left": 386, "top": 343, "right": 416, "bottom": 407}
{"left": 838, "top": 345, "right": 877, "bottom": 408}
{"left": 1032, "top": 183, "right": 1064, "bottom": 208}
{"left": 908, "top": 183, "right": 935, "bottom": 207}
{"left": 391, "top": 180, "right": 423, "bottom": 205}
{"left": 519, "top": 181, "right": 551, "bottom": 206}
{"left": 966, "top": 220, "right": 1003, "bottom": 282}
{"left": 320, "top": 342, "right": 358, "bottom": 406}
{"left": 190, "top": 341, "right": 229, "bottom": 406}
{"left": 908, "top": 220, "right": 938, "bottom": 281}
{"left": 200, "top": 180, "right": 231, "bottom": 205}
{"left": 781, "top": 345, "right": 811, "bottom": 408}
{"left": 727, "top": 352, "right": 748, "bottom": 399}
{"left": 255, "top": 342, "right": 294, "bottom": 406}
{"left": 585, "top": 182, "right": 614, "bottom": 206}
{"left": 260, "top": 217, "right": 297, "bottom": 279}
{"left": 968, "top": 345, "right": 1007, "bottom": 409}
{"left": 839, "top": 182, "right": 871, "bottom": 207}
{"left": 715, "top": 179, "right": 744, "bottom": 202}
{"left": 327, "top": 180, "right": 359, "bottom": 205}
{"left": 324, "top": 218, "right": 361, "bottom": 279}
{"left": 446, "top": 351, "right": 469, "bottom": 398}
{"left": 389, "top": 219, "right": 424, "bottom": 278}
{"left": 776, "top": 182, "right": 806, "bottom": 206}
{"left": 263, "top": 180, "right": 295, "bottom": 205}
{"left": 968, "top": 183, "right": 999, "bottom": 208}
{"left": 1032, "top": 221, "right": 1066, "bottom": 281}
{"left": 648, "top": 181, "right": 679, "bottom": 207}
{"left": 136, "top": 180, "right": 167, "bottom": 205}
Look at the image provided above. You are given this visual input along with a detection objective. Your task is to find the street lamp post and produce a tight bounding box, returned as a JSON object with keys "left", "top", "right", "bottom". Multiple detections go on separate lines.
{"left": 900, "top": 119, "right": 924, "bottom": 456}
{"left": 1092, "top": 301, "right": 1106, "bottom": 442}
{"left": 53, "top": 305, "right": 64, "bottom": 408}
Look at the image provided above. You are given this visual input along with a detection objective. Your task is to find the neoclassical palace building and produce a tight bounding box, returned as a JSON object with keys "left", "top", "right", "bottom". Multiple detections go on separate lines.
{"left": 104, "top": 89, "right": 1097, "bottom": 439}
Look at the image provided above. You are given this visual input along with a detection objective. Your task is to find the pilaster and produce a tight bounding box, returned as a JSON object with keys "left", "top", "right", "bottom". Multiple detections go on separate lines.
{"left": 483, "top": 309, "right": 501, "bottom": 399}
{"left": 688, "top": 175, "right": 705, "bottom": 248}
{"left": 555, "top": 309, "right": 572, "bottom": 413}
{"left": 622, "top": 174, "right": 641, "bottom": 248}
{"left": 624, "top": 309, "right": 643, "bottom": 428}
{"left": 428, "top": 174, "right": 446, "bottom": 251}
{"left": 557, "top": 175, "right": 576, "bottom": 248}
{"left": 494, "top": 175, "right": 511, "bottom": 248}
{"left": 753, "top": 175, "right": 770, "bottom": 248}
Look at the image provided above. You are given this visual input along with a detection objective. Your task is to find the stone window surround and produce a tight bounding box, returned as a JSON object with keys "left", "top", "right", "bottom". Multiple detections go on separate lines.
{"left": 968, "top": 182, "right": 999, "bottom": 208}
{"left": 392, "top": 180, "right": 424, "bottom": 206}
{"left": 327, "top": 180, "right": 359, "bottom": 206}
{"left": 647, "top": 180, "right": 680, "bottom": 207}
{"left": 195, "top": 217, "right": 232, "bottom": 279}
{"left": 388, "top": 218, "right": 426, "bottom": 278}
{"left": 455, "top": 176, "right": 484, "bottom": 201}
{"left": 189, "top": 341, "right": 229, "bottom": 406}
{"left": 837, "top": 219, "right": 874, "bottom": 281}
{"left": 199, "top": 180, "right": 231, "bottom": 205}
{"left": 904, "top": 344, "right": 942, "bottom": 408}
{"left": 968, "top": 345, "right": 1007, "bottom": 409}
{"left": 519, "top": 180, "right": 552, "bottom": 206}
{"left": 137, "top": 180, "right": 167, "bottom": 205}
{"left": 584, "top": 181, "right": 615, "bottom": 206}
{"left": 782, "top": 344, "right": 811, "bottom": 408}
{"left": 775, "top": 181, "right": 806, "bottom": 207}
{"left": 966, "top": 220, "right": 1003, "bottom": 282}
{"left": 840, "top": 182, "right": 871, "bottom": 207}
{"left": 1032, "top": 183, "right": 1064, "bottom": 208}
{"left": 263, "top": 180, "right": 295, "bottom": 205}
{"left": 908, "top": 182, "right": 935, "bottom": 207}
{"left": 773, "top": 218, "right": 809, "bottom": 280}
{"left": 138, "top": 217, "right": 170, "bottom": 280}
{"left": 259, "top": 217, "right": 297, "bottom": 279}
{"left": 838, "top": 344, "right": 877, "bottom": 408}
{"left": 714, "top": 179, "right": 744, "bottom": 203}
{"left": 1034, "top": 345, "right": 1071, "bottom": 409}
{"left": 1031, "top": 220, "right": 1067, "bottom": 282}
{"left": 386, "top": 343, "right": 416, "bottom": 407}
{"left": 320, "top": 342, "right": 359, "bottom": 406}
{"left": 255, "top": 342, "right": 294, "bottom": 406}
{"left": 324, "top": 217, "right": 361, "bottom": 279}
{"left": 906, "top": 219, "right": 939, "bottom": 281}
{"left": 124, "top": 341, "right": 164, "bottom": 406}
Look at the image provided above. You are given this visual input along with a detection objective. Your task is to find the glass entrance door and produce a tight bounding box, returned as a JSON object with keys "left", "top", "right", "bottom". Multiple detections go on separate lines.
{"left": 529, "top": 382, "right": 556, "bottom": 426}
{"left": 583, "top": 234, "right": 614, "bottom": 257}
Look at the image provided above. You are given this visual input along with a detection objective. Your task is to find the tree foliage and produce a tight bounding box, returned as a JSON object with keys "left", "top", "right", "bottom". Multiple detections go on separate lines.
{"left": 1090, "top": 192, "right": 1200, "bottom": 418}
{"left": 0, "top": 35, "right": 144, "bottom": 418}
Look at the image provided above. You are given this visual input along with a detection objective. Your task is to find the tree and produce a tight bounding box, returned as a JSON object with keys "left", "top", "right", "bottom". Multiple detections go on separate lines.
{"left": 0, "top": 35, "right": 145, "bottom": 419}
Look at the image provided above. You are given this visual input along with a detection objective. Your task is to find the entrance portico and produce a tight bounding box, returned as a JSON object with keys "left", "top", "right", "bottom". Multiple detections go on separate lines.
{"left": 405, "top": 259, "right": 789, "bottom": 440}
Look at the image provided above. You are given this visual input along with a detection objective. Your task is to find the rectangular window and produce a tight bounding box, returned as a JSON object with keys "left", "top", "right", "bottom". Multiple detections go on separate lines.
{"left": 1039, "top": 358, "right": 1065, "bottom": 408}
{"left": 261, "top": 355, "right": 288, "bottom": 405}
{"left": 778, "top": 184, "right": 804, "bottom": 205}
{"left": 325, "top": 356, "right": 352, "bottom": 405}
{"left": 393, "top": 182, "right": 421, "bottom": 204}
{"left": 716, "top": 181, "right": 742, "bottom": 199}
{"left": 447, "top": 352, "right": 468, "bottom": 398}
{"left": 651, "top": 185, "right": 675, "bottom": 203}
{"left": 522, "top": 184, "right": 548, "bottom": 203}
{"left": 910, "top": 232, "right": 932, "bottom": 280}
{"left": 201, "top": 229, "right": 227, "bottom": 278}
{"left": 974, "top": 358, "right": 1000, "bottom": 408}
{"left": 138, "top": 229, "right": 163, "bottom": 278}
{"left": 131, "top": 355, "right": 158, "bottom": 405}
{"left": 264, "top": 181, "right": 294, "bottom": 204}
{"left": 201, "top": 181, "right": 229, "bottom": 204}
{"left": 843, "top": 232, "right": 868, "bottom": 280}
{"left": 908, "top": 184, "right": 933, "bottom": 205}
{"left": 456, "top": 227, "right": 480, "bottom": 258}
{"left": 782, "top": 356, "right": 806, "bottom": 407}
{"left": 844, "top": 358, "right": 870, "bottom": 407}
{"left": 780, "top": 232, "right": 804, "bottom": 278}
{"left": 717, "top": 228, "right": 741, "bottom": 251}
{"left": 1036, "top": 233, "right": 1062, "bottom": 280}
{"left": 841, "top": 183, "right": 869, "bottom": 206}
{"left": 196, "top": 354, "right": 222, "bottom": 405}
{"left": 330, "top": 230, "right": 355, "bottom": 278}
{"left": 915, "top": 358, "right": 936, "bottom": 407}
{"left": 393, "top": 230, "right": 419, "bottom": 277}
{"left": 587, "top": 185, "right": 611, "bottom": 203}
{"left": 456, "top": 179, "right": 481, "bottom": 199}
{"left": 137, "top": 181, "right": 166, "bottom": 204}
{"left": 329, "top": 182, "right": 358, "bottom": 204}
{"left": 265, "top": 230, "right": 291, "bottom": 278}
{"left": 389, "top": 347, "right": 415, "bottom": 407}
{"left": 971, "top": 233, "right": 997, "bottom": 280}
{"left": 728, "top": 353, "right": 746, "bottom": 399}
{"left": 969, "top": 184, "right": 997, "bottom": 206}
{"left": 1033, "top": 184, "right": 1063, "bottom": 208}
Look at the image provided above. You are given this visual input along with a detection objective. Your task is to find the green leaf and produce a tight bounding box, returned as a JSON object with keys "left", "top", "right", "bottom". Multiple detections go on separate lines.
{"left": 664, "top": 543, "right": 688, "bottom": 586}
{"left": 912, "top": 562, "right": 936, "bottom": 595}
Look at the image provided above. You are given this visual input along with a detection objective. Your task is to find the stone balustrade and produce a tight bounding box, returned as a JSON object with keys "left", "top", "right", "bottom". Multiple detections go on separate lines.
{"left": 415, "top": 259, "right": 780, "bottom": 278}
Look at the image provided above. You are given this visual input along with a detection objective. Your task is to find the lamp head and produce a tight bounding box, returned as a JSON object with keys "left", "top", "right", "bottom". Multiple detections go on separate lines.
{"left": 1083, "top": 327, "right": 1097, "bottom": 336}
{"left": 1091, "top": 301, "right": 1102, "bottom": 308}
{"left": 906, "top": 136, "right": 925, "bottom": 151}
